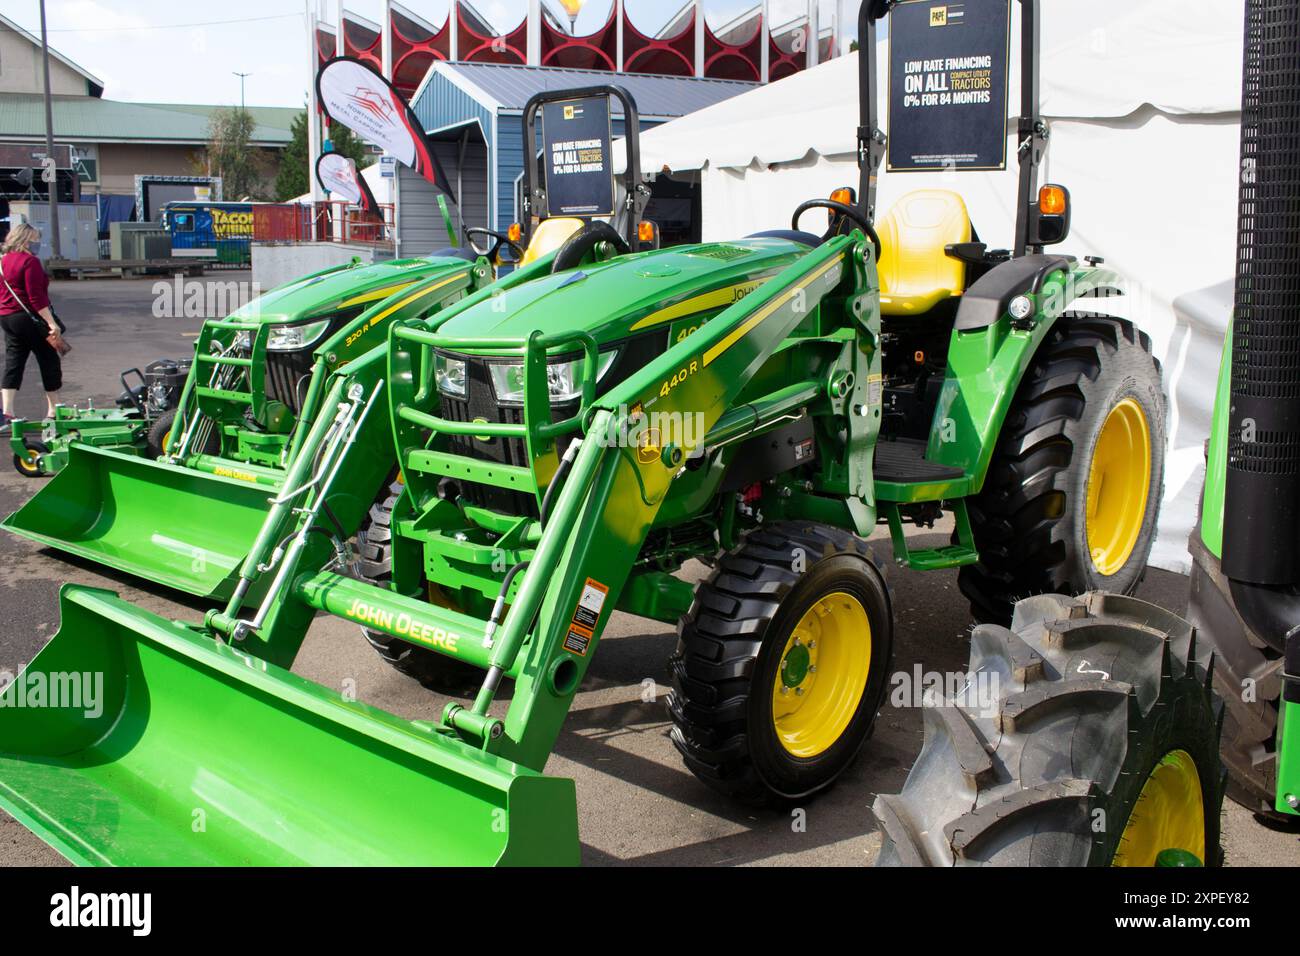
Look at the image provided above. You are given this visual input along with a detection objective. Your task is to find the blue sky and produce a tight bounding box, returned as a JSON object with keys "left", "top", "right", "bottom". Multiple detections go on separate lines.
{"left": 9, "top": 1, "right": 848, "bottom": 109}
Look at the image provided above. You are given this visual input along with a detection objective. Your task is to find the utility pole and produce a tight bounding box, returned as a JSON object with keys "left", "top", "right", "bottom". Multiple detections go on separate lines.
{"left": 38, "top": 0, "right": 61, "bottom": 259}
{"left": 233, "top": 72, "right": 252, "bottom": 112}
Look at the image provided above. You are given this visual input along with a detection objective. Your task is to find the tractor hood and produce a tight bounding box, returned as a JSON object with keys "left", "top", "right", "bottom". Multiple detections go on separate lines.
{"left": 231, "top": 256, "right": 472, "bottom": 327}
{"left": 435, "top": 238, "right": 811, "bottom": 351}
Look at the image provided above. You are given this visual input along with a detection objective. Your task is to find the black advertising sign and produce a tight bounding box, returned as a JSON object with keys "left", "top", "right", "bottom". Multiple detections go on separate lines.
{"left": 887, "top": 0, "right": 1012, "bottom": 172}
{"left": 541, "top": 96, "right": 616, "bottom": 218}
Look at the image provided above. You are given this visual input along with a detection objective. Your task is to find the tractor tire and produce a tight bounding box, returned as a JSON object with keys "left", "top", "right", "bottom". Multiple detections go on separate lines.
{"left": 354, "top": 481, "right": 483, "bottom": 696}
{"left": 873, "top": 592, "right": 1224, "bottom": 866}
{"left": 1188, "top": 522, "right": 1297, "bottom": 827}
{"left": 146, "top": 408, "right": 176, "bottom": 459}
{"left": 12, "top": 438, "right": 50, "bottom": 478}
{"left": 959, "top": 314, "right": 1166, "bottom": 624}
{"left": 152, "top": 408, "right": 219, "bottom": 458}
{"left": 668, "top": 522, "right": 893, "bottom": 806}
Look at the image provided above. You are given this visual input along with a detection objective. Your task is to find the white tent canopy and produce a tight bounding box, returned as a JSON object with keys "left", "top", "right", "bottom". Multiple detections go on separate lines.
{"left": 617, "top": 0, "right": 1244, "bottom": 573}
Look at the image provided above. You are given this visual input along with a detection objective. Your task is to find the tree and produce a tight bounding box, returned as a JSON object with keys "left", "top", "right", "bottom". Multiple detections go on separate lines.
{"left": 203, "top": 107, "right": 267, "bottom": 201}
{"left": 274, "top": 110, "right": 375, "bottom": 202}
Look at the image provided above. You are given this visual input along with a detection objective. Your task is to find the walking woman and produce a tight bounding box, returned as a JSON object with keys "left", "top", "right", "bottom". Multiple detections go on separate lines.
{"left": 0, "top": 223, "right": 67, "bottom": 431}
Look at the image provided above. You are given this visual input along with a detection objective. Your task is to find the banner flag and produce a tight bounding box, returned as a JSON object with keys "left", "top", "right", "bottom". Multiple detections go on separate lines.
{"left": 315, "top": 150, "right": 379, "bottom": 215}
{"left": 316, "top": 55, "right": 450, "bottom": 190}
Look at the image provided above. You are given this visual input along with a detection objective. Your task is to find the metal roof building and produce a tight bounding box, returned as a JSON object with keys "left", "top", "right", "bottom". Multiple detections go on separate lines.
{"left": 397, "top": 61, "right": 755, "bottom": 253}
{"left": 0, "top": 95, "right": 296, "bottom": 148}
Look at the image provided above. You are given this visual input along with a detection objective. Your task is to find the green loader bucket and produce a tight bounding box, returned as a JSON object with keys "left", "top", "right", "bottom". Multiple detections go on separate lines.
{"left": 2, "top": 445, "right": 276, "bottom": 600}
{"left": 0, "top": 587, "right": 579, "bottom": 866}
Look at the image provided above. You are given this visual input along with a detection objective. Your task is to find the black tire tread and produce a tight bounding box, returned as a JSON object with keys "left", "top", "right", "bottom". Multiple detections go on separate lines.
{"left": 873, "top": 591, "right": 1225, "bottom": 866}
{"left": 959, "top": 315, "right": 1166, "bottom": 624}
{"left": 668, "top": 522, "right": 891, "bottom": 805}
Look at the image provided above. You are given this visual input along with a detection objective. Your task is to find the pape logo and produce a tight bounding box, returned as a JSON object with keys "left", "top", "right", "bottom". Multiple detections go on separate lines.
{"left": 50, "top": 886, "right": 152, "bottom": 937}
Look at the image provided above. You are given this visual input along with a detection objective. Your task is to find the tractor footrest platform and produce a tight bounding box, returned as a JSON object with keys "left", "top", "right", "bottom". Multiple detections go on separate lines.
{"left": 874, "top": 439, "right": 965, "bottom": 483}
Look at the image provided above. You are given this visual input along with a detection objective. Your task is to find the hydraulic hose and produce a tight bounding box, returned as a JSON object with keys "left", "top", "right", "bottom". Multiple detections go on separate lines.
{"left": 539, "top": 439, "right": 581, "bottom": 526}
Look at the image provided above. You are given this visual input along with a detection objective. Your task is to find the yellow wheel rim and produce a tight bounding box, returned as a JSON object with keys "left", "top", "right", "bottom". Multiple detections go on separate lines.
{"left": 771, "top": 591, "right": 871, "bottom": 758}
{"left": 1112, "top": 749, "right": 1205, "bottom": 867}
{"left": 1085, "top": 398, "right": 1151, "bottom": 576}
{"left": 17, "top": 449, "right": 41, "bottom": 474}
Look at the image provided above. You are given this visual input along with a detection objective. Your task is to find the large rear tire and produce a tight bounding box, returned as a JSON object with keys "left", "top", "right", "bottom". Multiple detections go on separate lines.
{"left": 959, "top": 315, "right": 1166, "bottom": 624}
{"left": 668, "top": 523, "right": 893, "bottom": 806}
{"left": 354, "top": 481, "right": 483, "bottom": 695}
{"left": 873, "top": 592, "right": 1224, "bottom": 866}
{"left": 1188, "top": 524, "right": 1297, "bottom": 826}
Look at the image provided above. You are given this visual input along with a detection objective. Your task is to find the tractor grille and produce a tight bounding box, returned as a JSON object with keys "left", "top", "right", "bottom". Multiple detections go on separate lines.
{"left": 438, "top": 357, "right": 579, "bottom": 516}
{"left": 265, "top": 350, "right": 315, "bottom": 414}
{"left": 434, "top": 332, "right": 667, "bottom": 518}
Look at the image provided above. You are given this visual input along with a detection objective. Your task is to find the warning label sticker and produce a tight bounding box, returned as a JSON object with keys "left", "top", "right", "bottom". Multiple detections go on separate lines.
{"left": 571, "top": 578, "right": 609, "bottom": 631}
{"left": 563, "top": 624, "right": 593, "bottom": 656}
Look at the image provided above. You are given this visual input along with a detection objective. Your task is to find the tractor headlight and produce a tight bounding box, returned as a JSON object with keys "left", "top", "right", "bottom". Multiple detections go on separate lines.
{"left": 1008, "top": 295, "right": 1034, "bottom": 322}
{"left": 267, "top": 319, "right": 332, "bottom": 352}
{"left": 435, "top": 354, "right": 468, "bottom": 397}
{"left": 489, "top": 352, "right": 617, "bottom": 404}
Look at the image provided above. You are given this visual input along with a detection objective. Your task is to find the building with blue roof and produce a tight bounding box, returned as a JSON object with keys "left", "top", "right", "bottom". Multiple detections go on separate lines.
{"left": 395, "top": 60, "right": 755, "bottom": 254}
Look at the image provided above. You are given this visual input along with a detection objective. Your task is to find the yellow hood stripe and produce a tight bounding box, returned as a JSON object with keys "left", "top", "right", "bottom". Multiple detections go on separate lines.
{"left": 339, "top": 282, "right": 417, "bottom": 309}
{"left": 629, "top": 280, "right": 768, "bottom": 332}
{"left": 703, "top": 256, "right": 843, "bottom": 368}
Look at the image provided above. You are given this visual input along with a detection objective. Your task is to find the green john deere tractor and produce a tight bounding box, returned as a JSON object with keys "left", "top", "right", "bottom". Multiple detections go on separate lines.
{"left": 2, "top": 254, "right": 496, "bottom": 599}
{"left": 0, "top": 1, "right": 1211, "bottom": 866}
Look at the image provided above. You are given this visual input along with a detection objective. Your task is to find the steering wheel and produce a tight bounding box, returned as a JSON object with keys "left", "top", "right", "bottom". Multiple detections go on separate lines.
{"left": 465, "top": 226, "right": 525, "bottom": 262}
{"left": 552, "top": 221, "right": 633, "bottom": 274}
{"left": 792, "top": 199, "right": 883, "bottom": 259}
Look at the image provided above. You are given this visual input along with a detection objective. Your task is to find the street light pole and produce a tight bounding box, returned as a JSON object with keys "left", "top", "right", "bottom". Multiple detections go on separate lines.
{"left": 233, "top": 72, "right": 252, "bottom": 112}
{"left": 38, "top": 0, "right": 61, "bottom": 259}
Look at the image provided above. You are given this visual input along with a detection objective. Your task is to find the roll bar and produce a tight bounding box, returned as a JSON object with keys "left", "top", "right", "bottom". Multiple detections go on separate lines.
{"left": 856, "top": 0, "right": 1046, "bottom": 257}
{"left": 520, "top": 85, "right": 648, "bottom": 252}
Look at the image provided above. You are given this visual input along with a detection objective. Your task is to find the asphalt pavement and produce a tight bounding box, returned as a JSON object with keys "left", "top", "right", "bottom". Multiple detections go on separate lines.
{"left": 1, "top": 274, "right": 1296, "bottom": 867}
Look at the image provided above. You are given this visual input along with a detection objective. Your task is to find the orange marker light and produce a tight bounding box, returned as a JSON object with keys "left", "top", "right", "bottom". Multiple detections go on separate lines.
{"left": 830, "top": 187, "right": 855, "bottom": 206}
{"left": 507, "top": 222, "right": 523, "bottom": 243}
{"left": 1039, "top": 185, "right": 1068, "bottom": 216}
{"left": 638, "top": 220, "right": 657, "bottom": 243}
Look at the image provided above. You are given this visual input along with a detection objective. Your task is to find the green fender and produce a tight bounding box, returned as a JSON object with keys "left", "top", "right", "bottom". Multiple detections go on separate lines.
{"left": 922, "top": 263, "right": 1128, "bottom": 495}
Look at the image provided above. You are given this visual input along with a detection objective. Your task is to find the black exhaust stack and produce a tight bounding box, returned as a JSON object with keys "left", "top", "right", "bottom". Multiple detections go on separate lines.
{"left": 1224, "top": 0, "right": 1300, "bottom": 644}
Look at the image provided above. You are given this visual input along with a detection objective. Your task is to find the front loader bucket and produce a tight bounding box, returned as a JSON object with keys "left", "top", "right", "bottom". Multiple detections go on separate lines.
{"left": 0, "top": 587, "right": 579, "bottom": 866}
{"left": 2, "top": 445, "right": 276, "bottom": 600}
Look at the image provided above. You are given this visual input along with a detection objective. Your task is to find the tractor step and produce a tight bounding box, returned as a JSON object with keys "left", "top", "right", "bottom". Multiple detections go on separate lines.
{"left": 874, "top": 438, "right": 965, "bottom": 483}
{"left": 882, "top": 499, "right": 981, "bottom": 570}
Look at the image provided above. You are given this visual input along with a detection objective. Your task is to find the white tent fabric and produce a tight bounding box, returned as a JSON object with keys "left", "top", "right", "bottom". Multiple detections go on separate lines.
{"left": 618, "top": 0, "right": 1244, "bottom": 574}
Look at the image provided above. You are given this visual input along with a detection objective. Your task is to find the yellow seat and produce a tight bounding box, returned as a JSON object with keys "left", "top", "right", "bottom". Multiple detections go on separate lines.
{"left": 876, "top": 190, "right": 972, "bottom": 316}
{"left": 518, "top": 217, "right": 585, "bottom": 267}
